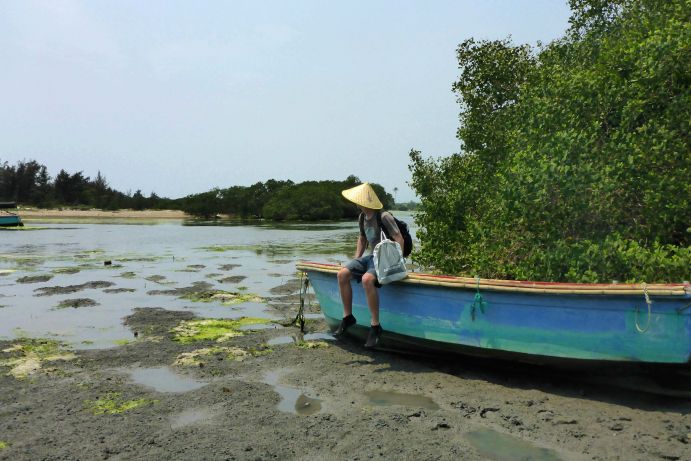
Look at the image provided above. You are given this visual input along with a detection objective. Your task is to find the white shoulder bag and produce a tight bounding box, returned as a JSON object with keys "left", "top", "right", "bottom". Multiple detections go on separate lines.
{"left": 373, "top": 231, "right": 408, "bottom": 284}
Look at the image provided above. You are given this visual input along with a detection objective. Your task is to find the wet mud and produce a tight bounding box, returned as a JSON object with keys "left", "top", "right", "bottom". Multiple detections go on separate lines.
{"left": 34, "top": 281, "right": 115, "bottom": 296}
{"left": 56, "top": 298, "right": 99, "bottom": 309}
{"left": 16, "top": 275, "right": 53, "bottom": 284}
{"left": 2, "top": 300, "right": 690, "bottom": 460}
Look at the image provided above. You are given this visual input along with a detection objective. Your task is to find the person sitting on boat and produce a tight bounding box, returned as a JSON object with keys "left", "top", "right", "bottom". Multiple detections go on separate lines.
{"left": 335, "top": 182, "right": 404, "bottom": 348}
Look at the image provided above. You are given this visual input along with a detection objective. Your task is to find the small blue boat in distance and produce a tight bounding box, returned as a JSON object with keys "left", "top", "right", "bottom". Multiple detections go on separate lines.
{"left": 0, "top": 202, "right": 23, "bottom": 227}
{"left": 297, "top": 261, "right": 691, "bottom": 366}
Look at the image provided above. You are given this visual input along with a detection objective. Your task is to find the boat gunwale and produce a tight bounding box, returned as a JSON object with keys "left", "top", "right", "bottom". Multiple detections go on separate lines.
{"left": 297, "top": 261, "right": 690, "bottom": 296}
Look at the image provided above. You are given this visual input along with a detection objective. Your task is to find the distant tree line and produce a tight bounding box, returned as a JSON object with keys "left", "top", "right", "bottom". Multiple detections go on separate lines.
{"left": 0, "top": 160, "right": 397, "bottom": 221}
{"left": 179, "top": 175, "right": 394, "bottom": 220}
{"left": 0, "top": 159, "right": 175, "bottom": 210}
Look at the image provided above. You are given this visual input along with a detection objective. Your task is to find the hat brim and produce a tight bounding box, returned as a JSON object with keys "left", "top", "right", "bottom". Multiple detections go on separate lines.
{"left": 341, "top": 183, "right": 383, "bottom": 209}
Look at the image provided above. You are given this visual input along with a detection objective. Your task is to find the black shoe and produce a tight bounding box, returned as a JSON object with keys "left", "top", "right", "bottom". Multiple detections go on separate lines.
{"left": 334, "top": 315, "right": 356, "bottom": 336}
{"left": 364, "top": 324, "right": 383, "bottom": 348}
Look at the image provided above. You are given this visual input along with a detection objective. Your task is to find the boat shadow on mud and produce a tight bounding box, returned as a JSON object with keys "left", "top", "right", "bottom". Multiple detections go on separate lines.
{"left": 332, "top": 327, "right": 691, "bottom": 406}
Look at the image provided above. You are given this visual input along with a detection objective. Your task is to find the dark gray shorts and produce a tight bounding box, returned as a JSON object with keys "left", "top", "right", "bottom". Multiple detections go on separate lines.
{"left": 345, "top": 254, "right": 376, "bottom": 282}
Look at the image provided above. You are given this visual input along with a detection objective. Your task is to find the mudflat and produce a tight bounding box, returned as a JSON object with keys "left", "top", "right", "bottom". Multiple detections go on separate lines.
{"left": 1, "top": 220, "right": 689, "bottom": 460}
{"left": 18, "top": 208, "right": 188, "bottom": 219}
{"left": 1, "top": 295, "right": 690, "bottom": 460}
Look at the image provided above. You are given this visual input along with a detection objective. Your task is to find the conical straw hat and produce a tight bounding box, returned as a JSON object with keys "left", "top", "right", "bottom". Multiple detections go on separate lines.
{"left": 341, "top": 182, "right": 383, "bottom": 210}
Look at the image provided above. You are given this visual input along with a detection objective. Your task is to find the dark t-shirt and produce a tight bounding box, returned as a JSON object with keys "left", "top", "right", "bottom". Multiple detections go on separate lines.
{"left": 361, "top": 211, "right": 400, "bottom": 254}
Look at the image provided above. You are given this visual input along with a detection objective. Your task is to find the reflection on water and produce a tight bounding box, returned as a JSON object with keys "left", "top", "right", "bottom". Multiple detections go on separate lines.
{"left": 465, "top": 428, "right": 564, "bottom": 461}
{"left": 125, "top": 366, "right": 209, "bottom": 393}
{"left": 170, "top": 406, "right": 218, "bottom": 429}
{"left": 268, "top": 332, "right": 335, "bottom": 346}
{"left": 263, "top": 369, "right": 322, "bottom": 416}
{"left": 0, "top": 215, "right": 416, "bottom": 348}
{"left": 364, "top": 390, "right": 439, "bottom": 410}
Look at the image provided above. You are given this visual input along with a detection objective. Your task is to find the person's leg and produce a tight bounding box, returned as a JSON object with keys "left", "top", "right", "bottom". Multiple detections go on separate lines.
{"left": 335, "top": 260, "right": 363, "bottom": 335}
{"left": 362, "top": 260, "right": 383, "bottom": 348}
{"left": 361, "top": 272, "right": 379, "bottom": 325}
{"left": 337, "top": 267, "right": 353, "bottom": 317}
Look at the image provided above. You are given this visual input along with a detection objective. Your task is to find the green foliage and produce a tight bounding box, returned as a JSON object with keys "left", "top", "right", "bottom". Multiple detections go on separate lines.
{"left": 410, "top": 0, "right": 690, "bottom": 283}
{"left": 181, "top": 175, "right": 394, "bottom": 221}
{"left": 0, "top": 159, "right": 394, "bottom": 221}
{"left": 0, "top": 160, "right": 176, "bottom": 210}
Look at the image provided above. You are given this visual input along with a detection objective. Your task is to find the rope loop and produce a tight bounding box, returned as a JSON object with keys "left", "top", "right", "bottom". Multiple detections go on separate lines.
{"left": 634, "top": 282, "right": 652, "bottom": 334}
{"left": 470, "top": 276, "right": 487, "bottom": 321}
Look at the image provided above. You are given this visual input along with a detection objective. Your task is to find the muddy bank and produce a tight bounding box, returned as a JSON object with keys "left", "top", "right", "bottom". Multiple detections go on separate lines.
{"left": 18, "top": 208, "right": 188, "bottom": 219}
{"left": 1, "top": 303, "right": 690, "bottom": 460}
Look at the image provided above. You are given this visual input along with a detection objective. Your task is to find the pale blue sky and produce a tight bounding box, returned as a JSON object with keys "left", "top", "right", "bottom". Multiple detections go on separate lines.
{"left": 0, "top": 0, "right": 572, "bottom": 202}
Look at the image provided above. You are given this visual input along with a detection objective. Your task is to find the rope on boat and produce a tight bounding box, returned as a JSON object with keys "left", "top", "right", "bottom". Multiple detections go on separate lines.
{"left": 293, "top": 272, "right": 310, "bottom": 333}
{"left": 635, "top": 282, "right": 652, "bottom": 333}
{"left": 470, "top": 276, "right": 488, "bottom": 321}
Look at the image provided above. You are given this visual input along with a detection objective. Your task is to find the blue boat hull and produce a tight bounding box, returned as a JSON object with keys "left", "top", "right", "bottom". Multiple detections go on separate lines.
{"left": 0, "top": 215, "right": 22, "bottom": 227}
{"left": 299, "top": 263, "right": 691, "bottom": 365}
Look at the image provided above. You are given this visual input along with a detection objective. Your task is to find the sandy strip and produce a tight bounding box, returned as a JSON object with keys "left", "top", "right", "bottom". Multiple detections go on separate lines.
{"left": 18, "top": 208, "right": 189, "bottom": 219}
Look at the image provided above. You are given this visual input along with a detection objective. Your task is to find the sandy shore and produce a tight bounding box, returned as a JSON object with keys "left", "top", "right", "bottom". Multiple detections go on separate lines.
{"left": 18, "top": 208, "right": 189, "bottom": 219}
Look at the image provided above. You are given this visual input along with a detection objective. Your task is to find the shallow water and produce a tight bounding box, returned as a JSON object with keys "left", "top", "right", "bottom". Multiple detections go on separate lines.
{"left": 263, "top": 369, "right": 322, "bottom": 416}
{"left": 124, "top": 366, "right": 209, "bottom": 393}
{"left": 267, "top": 332, "right": 335, "bottom": 346}
{"left": 464, "top": 428, "right": 564, "bottom": 461}
{"left": 1, "top": 216, "right": 416, "bottom": 348}
{"left": 170, "top": 406, "right": 218, "bottom": 429}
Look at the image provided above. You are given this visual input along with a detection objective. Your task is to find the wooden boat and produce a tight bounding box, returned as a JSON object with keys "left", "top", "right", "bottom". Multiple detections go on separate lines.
{"left": 297, "top": 261, "right": 691, "bottom": 365}
{"left": 0, "top": 202, "right": 23, "bottom": 227}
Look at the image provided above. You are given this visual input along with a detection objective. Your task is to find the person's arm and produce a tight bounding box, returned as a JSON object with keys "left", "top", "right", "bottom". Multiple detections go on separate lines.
{"left": 355, "top": 234, "right": 367, "bottom": 258}
{"left": 382, "top": 213, "right": 405, "bottom": 253}
{"left": 393, "top": 233, "right": 405, "bottom": 252}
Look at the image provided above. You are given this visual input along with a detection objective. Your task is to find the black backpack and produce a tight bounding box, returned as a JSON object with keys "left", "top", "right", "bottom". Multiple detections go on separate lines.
{"left": 359, "top": 211, "right": 413, "bottom": 257}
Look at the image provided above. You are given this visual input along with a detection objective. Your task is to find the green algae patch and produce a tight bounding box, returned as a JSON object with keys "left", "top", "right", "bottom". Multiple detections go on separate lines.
{"left": 0, "top": 441, "right": 8, "bottom": 449}
{"left": 174, "top": 346, "right": 249, "bottom": 366}
{"left": 295, "top": 340, "right": 330, "bottom": 349}
{"left": 0, "top": 269, "right": 17, "bottom": 276}
{"left": 56, "top": 298, "right": 98, "bottom": 309}
{"left": 17, "top": 274, "right": 53, "bottom": 283}
{"left": 172, "top": 318, "right": 271, "bottom": 344}
{"left": 180, "top": 290, "right": 263, "bottom": 305}
{"left": 174, "top": 344, "right": 273, "bottom": 367}
{"left": 199, "top": 241, "right": 352, "bottom": 256}
{"left": 145, "top": 274, "right": 169, "bottom": 283}
{"left": 52, "top": 267, "right": 81, "bottom": 274}
{"left": 0, "top": 338, "right": 75, "bottom": 379}
{"left": 86, "top": 392, "right": 157, "bottom": 415}
{"left": 113, "top": 339, "right": 132, "bottom": 346}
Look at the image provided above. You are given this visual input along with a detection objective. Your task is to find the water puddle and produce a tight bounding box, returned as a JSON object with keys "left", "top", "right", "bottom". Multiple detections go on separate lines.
{"left": 364, "top": 390, "right": 439, "bottom": 410}
{"left": 263, "top": 370, "right": 321, "bottom": 415}
{"left": 238, "top": 322, "right": 281, "bottom": 331}
{"left": 304, "top": 313, "right": 323, "bottom": 320}
{"left": 125, "top": 366, "right": 209, "bottom": 393}
{"left": 170, "top": 406, "right": 217, "bottom": 429}
{"left": 464, "top": 428, "right": 564, "bottom": 461}
{"left": 268, "top": 332, "right": 334, "bottom": 346}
